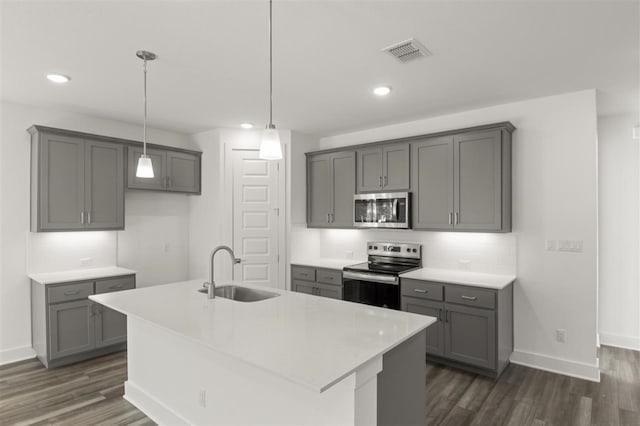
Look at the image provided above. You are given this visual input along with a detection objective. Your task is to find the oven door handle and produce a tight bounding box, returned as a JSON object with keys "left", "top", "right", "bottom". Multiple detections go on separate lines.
{"left": 342, "top": 271, "right": 399, "bottom": 285}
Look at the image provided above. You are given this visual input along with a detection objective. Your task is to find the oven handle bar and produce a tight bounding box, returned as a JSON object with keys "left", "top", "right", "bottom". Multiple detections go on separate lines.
{"left": 342, "top": 271, "right": 399, "bottom": 285}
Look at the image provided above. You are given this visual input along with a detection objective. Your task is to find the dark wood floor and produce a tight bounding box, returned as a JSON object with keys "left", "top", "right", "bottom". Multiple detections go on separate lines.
{"left": 0, "top": 346, "right": 638, "bottom": 425}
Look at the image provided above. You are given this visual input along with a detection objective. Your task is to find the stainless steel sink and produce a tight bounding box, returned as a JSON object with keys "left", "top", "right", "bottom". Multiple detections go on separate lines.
{"left": 198, "top": 285, "right": 280, "bottom": 302}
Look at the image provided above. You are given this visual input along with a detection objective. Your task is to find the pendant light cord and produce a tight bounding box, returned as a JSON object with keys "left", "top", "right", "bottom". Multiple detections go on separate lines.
{"left": 269, "top": 0, "right": 273, "bottom": 127}
{"left": 143, "top": 58, "right": 148, "bottom": 155}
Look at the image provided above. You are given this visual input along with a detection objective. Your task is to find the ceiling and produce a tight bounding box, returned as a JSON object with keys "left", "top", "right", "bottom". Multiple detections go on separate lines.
{"left": 2, "top": 1, "right": 638, "bottom": 137}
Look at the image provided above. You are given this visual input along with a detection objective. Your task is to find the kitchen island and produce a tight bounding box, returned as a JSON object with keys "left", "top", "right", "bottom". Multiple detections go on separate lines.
{"left": 90, "top": 279, "right": 434, "bottom": 426}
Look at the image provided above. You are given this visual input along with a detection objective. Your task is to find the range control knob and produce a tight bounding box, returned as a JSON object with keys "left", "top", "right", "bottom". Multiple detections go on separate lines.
{"left": 368, "top": 245, "right": 373, "bottom": 249}
{"left": 412, "top": 248, "right": 417, "bottom": 253}
{"left": 406, "top": 248, "right": 411, "bottom": 252}
{"left": 374, "top": 246, "right": 378, "bottom": 250}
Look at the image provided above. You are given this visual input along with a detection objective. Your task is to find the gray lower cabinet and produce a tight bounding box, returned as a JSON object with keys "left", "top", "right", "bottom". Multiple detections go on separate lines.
{"left": 411, "top": 125, "right": 513, "bottom": 232}
{"left": 401, "top": 278, "right": 513, "bottom": 378}
{"left": 291, "top": 265, "right": 343, "bottom": 300}
{"left": 29, "top": 128, "right": 125, "bottom": 231}
{"left": 357, "top": 143, "right": 410, "bottom": 193}
{"left": 306, "top": 151, "right": 355, "bottom": 228}
{"left": 127, "top": 146, "right": 201, "bottom": 194}
{"left": 31, "top": 274, "right": 135, "bottom": 368}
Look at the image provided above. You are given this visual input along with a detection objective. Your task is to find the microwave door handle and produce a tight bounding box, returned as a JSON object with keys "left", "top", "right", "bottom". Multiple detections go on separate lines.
{"left": 393, "top": 199, "right": 398, "bottom": 220}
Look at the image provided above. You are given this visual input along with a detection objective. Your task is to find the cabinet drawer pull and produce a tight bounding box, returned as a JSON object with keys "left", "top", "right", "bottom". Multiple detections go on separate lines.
{"left": 461, "top": 295, "right": 478, "bottom": 301}
{"left": 109, "top": 284, "right": 124, "bottom": 289}
{"left": 414, "top": 289, "right": 427, "bottom": 294}
{"left": 64, "top": 290, "right": 81, "bottom": 296}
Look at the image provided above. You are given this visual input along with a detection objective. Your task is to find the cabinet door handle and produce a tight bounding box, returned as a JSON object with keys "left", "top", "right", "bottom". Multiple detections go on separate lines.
{"left": 87, "top": 211, "right": 91, "bottom": 225}
{"left": 461, "top": 295, "right": 478, "bottom": 301}
{"left": 446, "top": 310, "right": 450, "bottom": 322}
{"left": 384, "top": 176, "right": 388, "bottom": 186}
{"left": 438, "top": 309, "right": 443, "bottom": 322}
{"left": 379, "top": 176, "right": 383, "bottom": 187}
{"left": 80, "top": 212, "right": 85, "bottom": 225}
{"left": 414, "top": 289, "right": 427, "bottom": 294}
{"left": 448, "top": 212, "right": 453, "bottom": 225}
{"left": 64, "top": 290, "right": 80, "bottom": 296}
{"left": 454, "top": 212, "right": 459, "bottom": 225}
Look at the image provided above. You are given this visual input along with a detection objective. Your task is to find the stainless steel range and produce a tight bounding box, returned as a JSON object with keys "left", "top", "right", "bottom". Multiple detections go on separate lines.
{"left": 342, "top": 242, "right": 422, "bottom": 310}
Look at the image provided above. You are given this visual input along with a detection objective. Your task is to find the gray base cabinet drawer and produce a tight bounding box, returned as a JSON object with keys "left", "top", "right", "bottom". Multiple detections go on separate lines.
{"left": 48, "top": 281, "right": 94, "bottom": 304}
{"left": 291, "top": 265, "right": 343, "bottom": 300}
{"left": 31, "top": 273, "right": 136, "bottom": 368}
{"left": 401, "top": 279, "right": 444, "bottom": 301}
{"left": 316, "top": 268, "right": 342, "bottom": 285}
{"left": 96, "top": 276, "right": 135, "bottom": 294}
{"left": 445, "top": 285, "right": 495, "bottom": 309}
{"left": 292, "top": 266, "right": 316, "bottom": 282}
{"left": 400, "top": 277, "right": 512, "bottom": 378}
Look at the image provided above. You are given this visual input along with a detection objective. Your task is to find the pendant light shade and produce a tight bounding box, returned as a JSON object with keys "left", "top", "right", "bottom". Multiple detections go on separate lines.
{"left": 260, "top": 125, "right": 282, "bottom": 160}
{"left": 259, "top": 0, "right": 282, "bottom": 160}
{"left": 135, "top": 50, "right": 156, "bottom": 178}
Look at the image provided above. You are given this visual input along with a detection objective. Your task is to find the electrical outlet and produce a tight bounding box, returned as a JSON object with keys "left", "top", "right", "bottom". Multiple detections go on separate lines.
{"left": 556, "top": 329, "right": 566, "bottom": 343}
{"left": 545, "top": 240, "right": 556, "bottom": 251}
{"left": 79, "top": 257, "right": 93, "bottom": 267}
{"left": 198, "top": 389, "right": 206, "bottom": 408}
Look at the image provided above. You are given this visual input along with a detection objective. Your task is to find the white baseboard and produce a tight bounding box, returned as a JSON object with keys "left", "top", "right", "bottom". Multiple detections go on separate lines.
{"left": 599, "top": 332, "right": 640, "bottom": 351}
{"left": 124, "top": 381, "right": 189, "bottom": 426}
{"left": 0, "top": 345, "right": 35, "bottom": 366}
{"left": 510, "top": 350, "right": 600, "bottom": 382}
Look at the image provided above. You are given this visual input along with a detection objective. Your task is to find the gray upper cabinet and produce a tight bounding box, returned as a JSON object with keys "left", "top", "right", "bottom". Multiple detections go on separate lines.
{"left": 357, "top": 143, "right": 410, "bottom": 193}
{"left": 412, "top": 125, "right": 513, "bottom": 232}
{"left": 85, "top": 140, "right": 124, "bottom": 229}
{"left": 307, "top": 151, "right": 355, "bottom": 228}
{"left": 127, "top": 146, "right": 166, "bottom": 191}
{"left": 29, "top": 127, "right": 124, "bottom": 232}
{"left": 453, "top": 130, "right": 507, "bottom": 231}
{"left": 127, "top": 147, "right": 201, "bottom": 194}
{"left": 412, "top": 136, "right": 454, "bottom": 230}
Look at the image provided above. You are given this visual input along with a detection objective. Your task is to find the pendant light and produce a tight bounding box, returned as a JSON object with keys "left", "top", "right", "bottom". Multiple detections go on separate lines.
{"left": 259, "top": 0, "right": 283, "bottom": 160}
{"left": 135, "top": 50, "right": 157, "bottom": 178}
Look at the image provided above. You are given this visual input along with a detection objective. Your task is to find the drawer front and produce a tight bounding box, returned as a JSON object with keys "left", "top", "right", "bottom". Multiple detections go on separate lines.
{"left": 96, "top": 276, "right": 135, "bottom": 294}
{"left": 401, "top": 279, "right": 444, "bottom": 301}
{"left": 445, "top": 285, "right": 495, "bottom": 309}
{"left": 316, "top": 268, "right": 342, "bottom": 286}
{"left": 48, "top": 281, "right": 94, "bottom": 304}
{"left": 292, "top": 266, "right": 316, "bottom": 282}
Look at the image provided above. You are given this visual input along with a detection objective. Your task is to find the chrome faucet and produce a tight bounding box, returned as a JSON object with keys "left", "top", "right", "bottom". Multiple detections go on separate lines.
{"left": 206, "top": 245, "right": 241, "bottom": 299}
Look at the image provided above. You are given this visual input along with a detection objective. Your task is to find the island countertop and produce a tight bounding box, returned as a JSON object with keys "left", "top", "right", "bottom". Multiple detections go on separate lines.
{"left": 90, "top": 280, "right": 434, "bottom": 393}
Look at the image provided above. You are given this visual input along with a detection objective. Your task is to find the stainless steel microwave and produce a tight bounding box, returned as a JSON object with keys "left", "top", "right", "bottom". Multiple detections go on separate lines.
{"left": 353, "top": 192, "right": 410, "bottom": 229}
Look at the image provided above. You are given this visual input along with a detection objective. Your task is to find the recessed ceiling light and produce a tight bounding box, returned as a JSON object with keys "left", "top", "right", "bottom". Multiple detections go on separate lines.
{"left": 373, "top": 86, "right": 391, "bottom": 96}
{"left": 46, "top": 74, "right": 71, "bottom": 83}
{"left": 240, "top": 122, "right": 254, "bottom": 129}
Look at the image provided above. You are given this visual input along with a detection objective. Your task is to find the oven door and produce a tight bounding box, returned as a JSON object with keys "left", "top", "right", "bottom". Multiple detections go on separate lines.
{"left": 342, "top": 271, "right": 400, "bottom": 310}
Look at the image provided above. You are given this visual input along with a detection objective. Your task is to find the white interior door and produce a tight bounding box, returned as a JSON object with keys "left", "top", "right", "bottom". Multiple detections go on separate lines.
{"left": 232, "top": 150, "right": 280, "bottom": 288}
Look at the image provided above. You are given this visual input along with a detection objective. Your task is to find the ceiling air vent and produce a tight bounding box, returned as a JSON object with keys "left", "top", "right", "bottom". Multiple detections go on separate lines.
{"left": 382, "top": 38, "right": 431, "bottom": 63}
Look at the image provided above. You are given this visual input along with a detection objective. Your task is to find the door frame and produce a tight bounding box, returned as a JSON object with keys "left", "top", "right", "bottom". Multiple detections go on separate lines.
{"left": 222, "top": 138, "right": 287, "bottom": 289}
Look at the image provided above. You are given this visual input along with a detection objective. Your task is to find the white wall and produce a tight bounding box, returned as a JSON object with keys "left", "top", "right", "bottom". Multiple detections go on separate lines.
{"left": 0, "top": 101, "right": 192, "bottom": 364}
{"left": 308, "top": 90, "right": 600, "bottom": 380}
{"left": 598, "top": 114, "right": 639, "bottom": 350}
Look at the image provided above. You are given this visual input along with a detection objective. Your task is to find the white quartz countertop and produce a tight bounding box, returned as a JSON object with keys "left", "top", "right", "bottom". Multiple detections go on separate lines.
{"left": 28, "top": 267, "right": 136, "bottom": 285}
{"left": 90, "top": 279, "right": 434, "bottom": 393}
{"left": 291, "top": 258, "right": 365, "bottom": 270}
{"left": 400, "top": 267, "right": 516, "bottom": 290}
